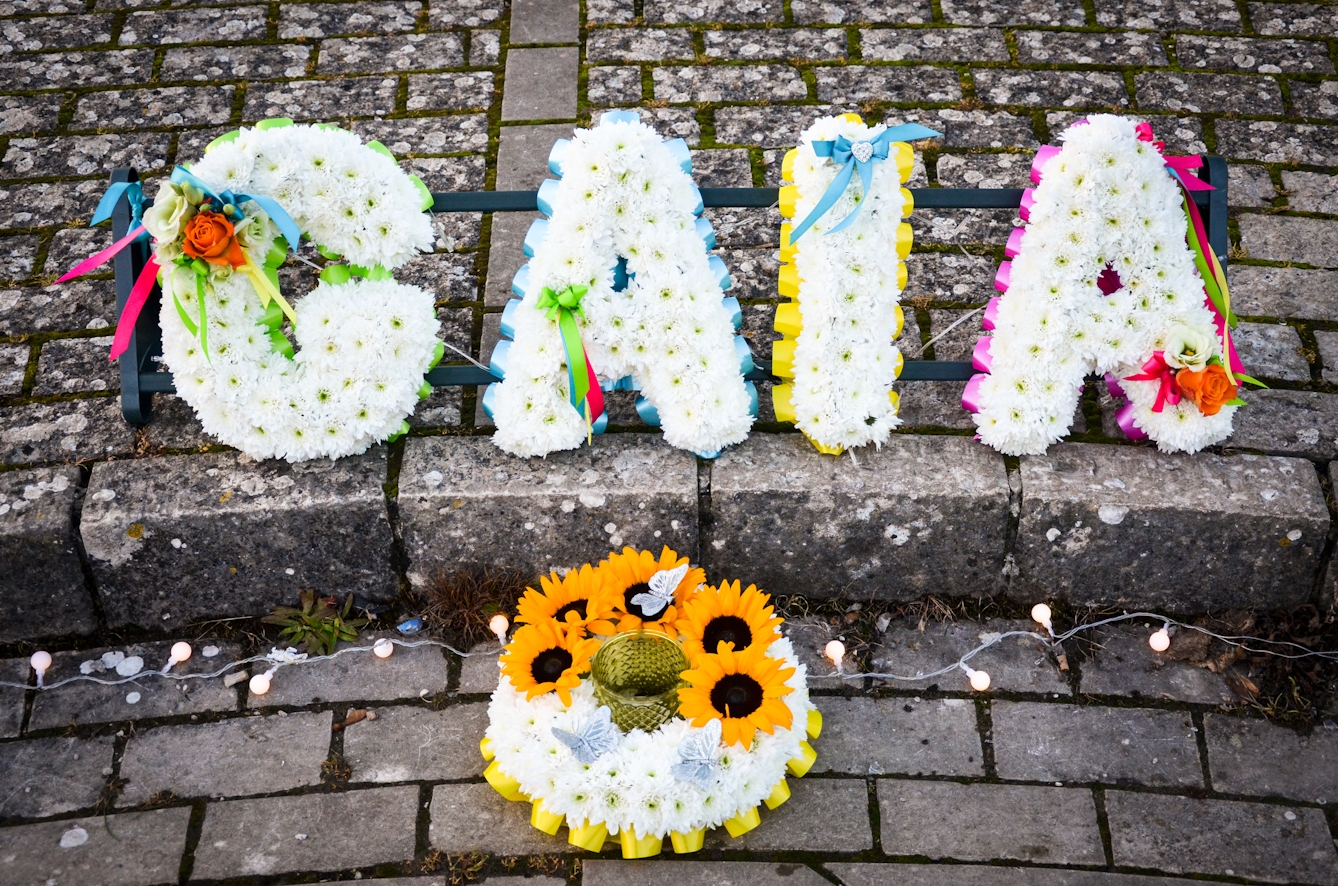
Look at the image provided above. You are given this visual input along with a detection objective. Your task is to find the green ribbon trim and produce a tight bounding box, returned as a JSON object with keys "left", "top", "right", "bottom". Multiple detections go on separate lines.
{"left": 1182, "top": 198, "right": 1237, "bottom": 329}
{"left": 537, "top": 285, "right": 591, "bottom": 411}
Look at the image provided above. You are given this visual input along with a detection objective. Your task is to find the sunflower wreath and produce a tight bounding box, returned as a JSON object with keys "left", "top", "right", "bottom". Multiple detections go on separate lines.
{"left": 964, "top": 115, "right": 1260, "bottom": 455}
{"left": 486, "top": 111, "right": 756, "bottom": 459}
{"left": 481, "top": 546, "right": 820, "bottom": 858}
{"left": 62, "top": 120, "right": 442, "bottom": 462}
{"left": 771, "top": 113, "right": 938, "bottom": 455}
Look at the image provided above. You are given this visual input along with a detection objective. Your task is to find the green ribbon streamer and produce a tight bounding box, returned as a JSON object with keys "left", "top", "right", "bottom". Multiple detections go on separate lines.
{"left": 536, "top": 284, "right": 590, "bottom": 412}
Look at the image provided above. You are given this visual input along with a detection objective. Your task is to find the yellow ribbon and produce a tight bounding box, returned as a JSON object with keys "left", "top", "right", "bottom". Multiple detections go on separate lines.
{"left": 240, "top": 260, "right": 298, "bottom": 326}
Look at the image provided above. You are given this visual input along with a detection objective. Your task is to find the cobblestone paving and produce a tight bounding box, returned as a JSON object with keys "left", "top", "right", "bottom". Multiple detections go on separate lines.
{"left": 0, "top": 620, "right": 1330, "bottom": 884}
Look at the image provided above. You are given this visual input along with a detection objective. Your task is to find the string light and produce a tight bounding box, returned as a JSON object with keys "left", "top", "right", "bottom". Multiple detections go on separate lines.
{"left": 30, "top": 651, "right": 51, "bottom": 688}
{"left": 1030, "top": 603, "right": 1054, "bottom": 635}
{"left": 961, "top": 663, "right": 991, "bottom": 692}
{"left": 824, "top": 640, "right": 846, "bottom": 675}
{"left": 248, "top": 672, "right": 272, "bottom": 696}
{"left": 161, "top": 642, "right": 192, "bottom": 673}
{"left": 373, "top": 638, "right": 394, "bottom": 659}
{"left": 1149, "top": 627, "right": 1171, "bottom": 653}
{"left": 489, "top": 614, "right": 510, "bottom": 646}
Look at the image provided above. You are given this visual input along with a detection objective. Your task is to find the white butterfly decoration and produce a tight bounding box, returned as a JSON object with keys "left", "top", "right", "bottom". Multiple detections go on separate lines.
{"left": 630, "top": 563, "right": 691, "bottom": 617}
{"left": 671, "top": 718, "right": 722, "bottom": 790}
{"left": 552, "top": 705, "right": 621, "bottom": 764}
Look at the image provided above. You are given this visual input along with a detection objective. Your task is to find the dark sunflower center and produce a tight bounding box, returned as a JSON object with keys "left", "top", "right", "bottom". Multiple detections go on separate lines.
{"left": 702, "top": 615, "right": 752, "bottom": 653}
{"left": 553, "top": 600, "right": 588, "bottom": 622}
{"left": 623, "top": 582, "right": 657, "bottom": 619}
{"left": 531, "top": 648, "right": 573, "bottom": 684}
{"left": 709, "top": 673, "right": 764, "bottom": 719}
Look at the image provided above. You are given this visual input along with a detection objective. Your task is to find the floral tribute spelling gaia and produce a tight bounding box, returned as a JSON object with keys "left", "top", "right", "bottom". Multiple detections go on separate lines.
{"left": 487, "top": 112, "right": 756, "bottom": 459}
{"left": 60, "top": 121, "right": 442, "bottom": 462}
{"left": 483, "top": 547, "right": 819, "bottom": 858}
{"left": 964, "top": 115, "right": 1259, "bottom": 455}
{"left": 773, "top": 114, "right": 939, "bottom": 455}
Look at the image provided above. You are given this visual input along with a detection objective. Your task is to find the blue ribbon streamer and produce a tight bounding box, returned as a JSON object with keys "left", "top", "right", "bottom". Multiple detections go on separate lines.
{"left": 789, "top": 123, "right": 941, "bottom": 242}
{"left": 90, "top": 180, "right": 148, "bottom": 239}
{"left": 170, "top": 166, "right": 303, "bottom": 255}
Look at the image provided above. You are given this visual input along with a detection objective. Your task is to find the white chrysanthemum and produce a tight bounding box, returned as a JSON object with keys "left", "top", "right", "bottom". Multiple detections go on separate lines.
{"left": 973, "top": 115, "right": 1240, "bottom": 455}
{"left": 156, "top": 124, "right": 439, "bottom": 462}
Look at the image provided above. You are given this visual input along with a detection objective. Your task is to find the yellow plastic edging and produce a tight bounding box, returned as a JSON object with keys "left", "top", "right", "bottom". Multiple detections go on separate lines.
{"left": 774, "top": 302, "right": 802, "bottom": 338}
{"left": 773, "top": 384, "right": 796, "bottom": 423}
{"left": 479, "top": 737, "right": 494, "bottom": 761}
{"left": 764, "top": 778, "right": 792, "bottom": 810}
{"left": 483, "top": 760, "right": 525, "bottom": 801}
{"left": 896, "top": 222, "right": 914, "bottom": 259}
{"left": 804, "top": 434, "right": 845, "bottom": 456}
{"left": 771, "top": 339, "right": 796, "bottom": 379}
{"left": 619, "top": 828, "right": 663, "bottom": 858}
{"left": 670, "top": 828, "right": 705, "bottom": 854}
{"left": 568, "top": 821, "right": 608, "bottom": 852}
{"left": 839, "top": 112, "right": 864, "bottom": 124}
{"left": 806, "top": 708, "right": 823, "bottom": 739}
{"left": 781, "top": 149, "right": 798, "bottom": 182}
{"left": 893, "top": 304, "right": 905, "bottom": 338}
{"left": 724, "top": 805, "right": 762, "bottom": 838}
{"left": 787, "top": 740, "right": 818, "bottom": 777}
{"left": 895, "top": 142, "right": 914, "bottom": 181}
{"left": 901, "top": 187, "right": 915, "bottom": 215}
{"left": 779, "top": 185, "right": 799, "bottom": 219}
{"left": 778, "top": 264, "right": 800, "bottom": 299}
{"left": 889, "top": 389, "right": 901, "bottom": 413}
{"left": 530, "top": 802, "right": 564, "bottom": 836}
{"left": 897, "top": 261, "right": 908, "bottom": 291}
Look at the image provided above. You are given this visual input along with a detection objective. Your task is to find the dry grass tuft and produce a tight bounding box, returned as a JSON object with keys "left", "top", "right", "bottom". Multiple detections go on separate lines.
{"left": 413, "top": 564, "right": 535, "bottom": 647}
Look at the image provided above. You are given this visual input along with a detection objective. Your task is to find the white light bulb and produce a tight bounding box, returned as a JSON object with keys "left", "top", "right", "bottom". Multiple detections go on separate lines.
{"left": 1149, "top": 628, "right": 1171, "bottom": 653}
{"left": 489, "top": 614, "right": 510, "bottom": 645}
{"left": 170, "top": 642, "right": 192, "bottom": 663}
{"left": 249, "top": 673, "right": 271, "bottom": 696}
{"left": 373, "top": 638, "right": 394, "bottom": 659}
{"left": 1030, "top": 603, "right": 1053, "bottom": 632}
{"left": 30, "top": 651, "right": 51, "bottom": 687}
{"left": 824, "top": 640, "right": 845, "bottom": 665}
{"left": 963, "top": 665, "right": 991, "bottom": 692}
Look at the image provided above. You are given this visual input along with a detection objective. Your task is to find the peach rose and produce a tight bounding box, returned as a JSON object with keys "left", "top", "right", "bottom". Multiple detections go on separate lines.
{"left": 182, "top": 210, "right": 245, "bottom": 267}
{"left": 1177, "top": 364, "right": 1237, "bottom": 416}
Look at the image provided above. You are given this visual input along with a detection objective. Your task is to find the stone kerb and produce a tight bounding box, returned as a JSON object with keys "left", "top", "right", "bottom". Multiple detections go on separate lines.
{"left": 80, "top": 449, "right": 398, "bottom": 629}
{"left": 1014, "top": 443, "right": 1330, "bottom": 611}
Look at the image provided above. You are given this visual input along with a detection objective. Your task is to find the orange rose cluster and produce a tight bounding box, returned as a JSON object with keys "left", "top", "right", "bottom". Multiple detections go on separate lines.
{"left": 1177, "top": 364, "right": 1237, "bottom": 416}
{"left": 182, "top": 210, "right": 246, "bottom": 268}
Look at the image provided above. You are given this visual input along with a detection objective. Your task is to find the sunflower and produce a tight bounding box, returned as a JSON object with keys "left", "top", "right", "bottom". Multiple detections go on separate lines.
{"left": 678, "top": 643, "right": 796, "bottom": 748}
{"left": 676, "top": 579, "right": 783, "bottom": 662}
{"left": 500, "top": 619, "right": 601, "bottom": 706}
{"left": 515, "top": 563, "right": 617, "bottom": 635}
{"left": 597, "top": 546, "right": 706, "bottom": 636}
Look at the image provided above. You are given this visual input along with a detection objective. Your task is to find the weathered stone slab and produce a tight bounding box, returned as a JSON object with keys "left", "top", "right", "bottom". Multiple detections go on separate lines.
{"left": 0, "top": 808, "right": 190, "bottom": 886}
{"left": 871, "top": 618, "right": 1069, "bottom": 694}
{"left": 1282, "top": 170, "right": 1338, "bottom": 214}
{"left": 33, "top": 337, "right": 118, "bottom": 395}
{"left": 588, "top": 27, "right": 695, "bottom": 61}
{"left": 511, "top": 0, "right": 578, "bottom": 43}
{"left": 1228, "top": 164, "right": 1277, "bottom": 207}
{"left": 1228, "top": 388, "right": 1338, "bottom": 458}
{"left": 259, "top": 635, "right": 449, "bottom": 706}
{"left": 0, "top": 397, "right": 134, "bottom": 467}
{"left": 118, "top": 712, "right": 331, "bottom": 805}
{"left": 1319, "top": 330, "right": 1338, "bottom": 384}
{"left": 430, "top": 781, "right": 573, "bottom": 854}
{"left": 655, "top": 65, "right": 809, "bottom": 103}
{"left": 1205, "top": 714, "right": 1338, "bottom": 803}
{"left": 81, "top": 450, "right": 397, "bottom": 629}
{"left": 0, "top": 466, "right": 95, "bottom": 643}
{"left": 29, "top": 641, "right": 242, "bottom": 730}
{"left": 705, "top": 778, "right": 872, "bottom": 852}
{"left": 457, "top": 642, "right": 502, "bottom": 693}
{"left": 586, "top": 861, "right": 830, "bottom": 886}
{"left": 1015, "top": 30, "right": 1166, "bottom": 66}
{"left": 1105, "top": 791, "right": 1338, "bottom": 884}
{"left": 1233, "top": 321, "right": 1310, "bottom": 381}
{"left": 707, "top": 434, "right": 1010, "bottom": 599}
{"left": 1216, "top": 120, "right": 1338, "bottom": 166}
{"left": 703, "top": 27, "right": 847, "bottom": 60}
{"left": 1078, "top": 624, "right": 1233, "bottom": 704}
{"left": 501, "top": 48, "right": 578, "bottom": 120}
{"left": 992, "top": 702, "right": 1202, "bottom": 787}
{"left": 485, "top": 210, "right": 536, "bottom": 306}
{"left": 0, "top": 735, "right": 114, "bottom": 818}
{"left": 813, "top": 696, "right": 982, "bottom": 776}
{"left": 830, "top": 864, "right": 1195, "bottom": 885}
{"left": 0, "top": 660, "right": 24, "bottom": 738}
{"left": 399, "top": 435, "right": 698, "bottom": 589}
{"left": 1240, "top": 214, "right": 1338, "bottom": 268}
{"left": 1014, "top": 445, "right": 1328, "bottom": 612}
{"left": 192, "top": 787, "right": 419, "bottom": 879}
{"left": 496, "top": 123, "right": 575, "bottom": 190}
{"left": 343, "top": 703, "right": 487, "bottom": 782}
{"left": 878, "top": 780, "right": 1104, "bottom": 864}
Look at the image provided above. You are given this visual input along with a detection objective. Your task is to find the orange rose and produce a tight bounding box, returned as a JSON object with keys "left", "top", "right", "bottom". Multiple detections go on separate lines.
{"left": 1176, "top": 364, "right": 1237, "bottom": 416}
{"left": 182, "top": 210, "right": 246, "bottom": 267}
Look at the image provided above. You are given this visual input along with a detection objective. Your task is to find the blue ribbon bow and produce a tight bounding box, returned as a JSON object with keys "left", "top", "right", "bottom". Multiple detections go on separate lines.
{"left": 169, "top": 166, "right": 303, "bottom": 255}
{"left": 90, "top": 180, "right": 148, "bottom": 239}
{"left": 789, "top": 123, "right": 942, "bottom": 242}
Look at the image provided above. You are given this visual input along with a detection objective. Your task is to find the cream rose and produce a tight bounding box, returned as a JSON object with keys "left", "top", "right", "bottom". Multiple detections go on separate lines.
{"left": 1162, "top": 323, "right": 1215, "bottom": 371}
{"left": 141, "top": 182, "right": 197, "bottom": 243}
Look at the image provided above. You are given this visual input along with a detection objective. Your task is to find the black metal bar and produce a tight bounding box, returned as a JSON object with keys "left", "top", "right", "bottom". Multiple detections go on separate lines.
{"left": 111, "top": 168, "right": 165, "bottom": 426}
{"left": 426, "top": 364, "right": 497, "bottom": 386}
{"left": 1200, "top": 155, "right": 1230, "bottom": 267}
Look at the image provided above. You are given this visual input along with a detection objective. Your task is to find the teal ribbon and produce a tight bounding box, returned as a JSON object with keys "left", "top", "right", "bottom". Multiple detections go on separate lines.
{"left": 170, "top": 166, "right": 303, "bottom": 256}
{"left": 536, "top": 284, "right": 591, "bottom": 414}
{"left": 90, "top": 180, "right": 148, "bottom": 239}
{"left": 789, "top": 123, "right": 941, "bottom": 242}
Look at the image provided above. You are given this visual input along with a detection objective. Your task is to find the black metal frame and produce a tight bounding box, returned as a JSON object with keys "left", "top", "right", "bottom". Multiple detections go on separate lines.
{"left": 107, "top": 158, "right": 1230, "bottom": 425}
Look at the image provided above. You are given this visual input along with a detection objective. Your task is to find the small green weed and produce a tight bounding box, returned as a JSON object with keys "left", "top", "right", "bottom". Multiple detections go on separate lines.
{"left": 263, "top": 590, "right": 368, "bottom": 656}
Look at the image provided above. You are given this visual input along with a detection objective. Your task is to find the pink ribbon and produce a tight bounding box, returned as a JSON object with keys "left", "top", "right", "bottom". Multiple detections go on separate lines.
{"left": 108, "top": 256, "right": 161, "bottom": 362}
{"left": 583, "top": 346, "right": 605, "bottom": 423}
{"left": 1030, "top": 145, "right": 1061, "bottom": 184}
{"left": 57, "top": 224, "right": 146, "bottom": 283}
{"left": 1019, "top": 189, "right": 1036, "bottom": 222}
{"left": 981, "top": 296, "right": 1001, "bottom": 332}
{"left": 1123, "top": 351, "right": 1181, "bottom": 413}
{"left": 1005, "top": 227, "right": 1026, "bottom": 258}
{"left": 1104, "top": 372, "right": 1126, "bottom": 400}
{"left": 993, "top": 262, "right": 1012, "bottom": 293}
{"left": 1113, "top": 400, "right": 1149, "bottom": 440}
{"left": 972, "top": 337, "right": 993, "bottom": 373}
{"left": 962, "top": 373, "right": 986, "bottom": 414}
